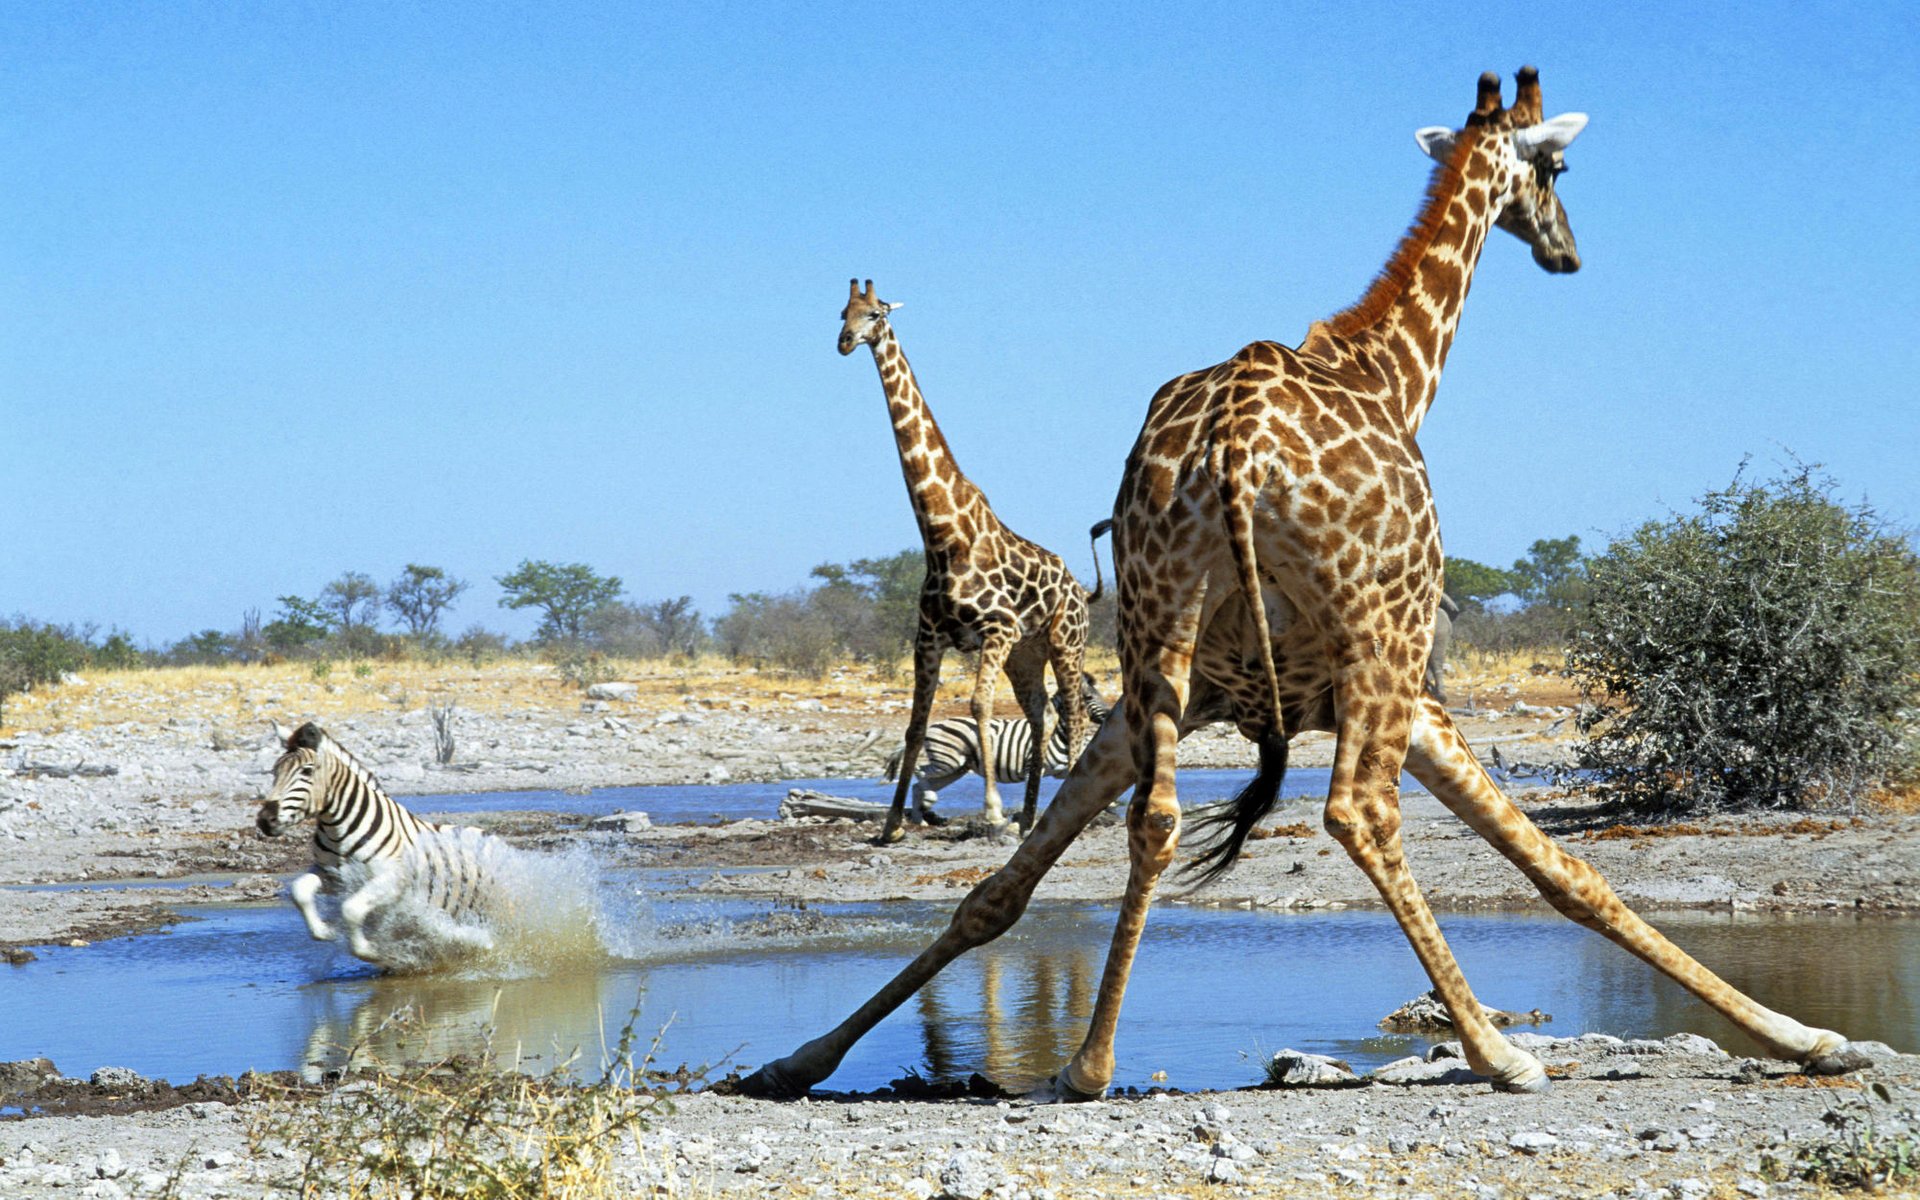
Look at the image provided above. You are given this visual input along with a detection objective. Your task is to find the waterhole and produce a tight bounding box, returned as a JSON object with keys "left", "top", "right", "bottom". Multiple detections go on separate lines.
{"left": 4, "top": 893, "right": 1913, "bottom": 1093}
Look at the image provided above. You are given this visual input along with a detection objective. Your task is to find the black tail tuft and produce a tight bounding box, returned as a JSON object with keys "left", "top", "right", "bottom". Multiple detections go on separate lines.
{"left": 1179, "top": 730, "right": 1289, "bottom": 886}
{"left": 1086, "top": 519, "right": 1114, "bottom": 603}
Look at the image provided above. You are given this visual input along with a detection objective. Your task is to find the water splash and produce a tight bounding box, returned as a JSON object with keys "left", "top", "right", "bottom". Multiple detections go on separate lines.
{"left": 333, "top": 830, "right": 652, "bottom": 974}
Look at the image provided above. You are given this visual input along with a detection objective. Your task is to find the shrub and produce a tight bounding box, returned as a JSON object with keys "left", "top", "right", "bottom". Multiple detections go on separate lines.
{"left": 1568, "top": 464, "right": 1920, "bottom": 814}
{"left": 0, "top": 619, "right": 91, "bottom": 726}
{"left": 713, "top": 589, "right": 839, "bottom": 677}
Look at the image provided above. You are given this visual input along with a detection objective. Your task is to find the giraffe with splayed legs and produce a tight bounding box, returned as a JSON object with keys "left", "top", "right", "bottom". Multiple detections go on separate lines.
{"left": 838, "top": 279, "right": 1098, "bottom": 843}
{"left": 740, "top": 72, "right": 1872, "bottom": 1099}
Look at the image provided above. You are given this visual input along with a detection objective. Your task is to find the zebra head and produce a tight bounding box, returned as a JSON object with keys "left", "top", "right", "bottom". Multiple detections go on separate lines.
{"left": 258, "top": 720, "right": 329, "bottom": 837}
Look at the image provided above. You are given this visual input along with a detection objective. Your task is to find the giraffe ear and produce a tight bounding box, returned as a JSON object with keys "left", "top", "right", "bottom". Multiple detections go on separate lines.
{"left": 1513, "top": 112, "right": 1588, "bottom": 157}
{"left": 1414, "top": 126, "right": 1458, "bottom": 161}
{"left": 882, "top": 299, "right": 903, "bottom": 314}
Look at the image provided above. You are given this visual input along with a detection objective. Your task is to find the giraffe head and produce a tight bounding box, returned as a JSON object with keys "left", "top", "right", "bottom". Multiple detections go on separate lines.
{"left": 1415, "top": 67, "right": 1587, "bottom": 274}
{"left": 837, "top": 278, "right": 901, "bottom": 355}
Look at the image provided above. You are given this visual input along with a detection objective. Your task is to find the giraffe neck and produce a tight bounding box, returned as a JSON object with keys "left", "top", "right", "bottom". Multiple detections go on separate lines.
{"left": 1317, "top": 129, "right": 1506, "bottom": 435}
{"left": 869, "top": 325, "right": 979, "bottom": 549}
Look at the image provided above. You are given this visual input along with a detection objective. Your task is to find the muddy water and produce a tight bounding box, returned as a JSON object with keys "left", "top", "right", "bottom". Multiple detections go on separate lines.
{"left": 3, "top": 890, "right": 1914, "bottom": 1093}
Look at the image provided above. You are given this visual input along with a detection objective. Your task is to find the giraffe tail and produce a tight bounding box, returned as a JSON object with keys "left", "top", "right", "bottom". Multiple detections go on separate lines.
{"left": 1086, "top": 518, "right": 1113, "bottom": 602}
{"left": 1180, "top": 731, "right": 1290, "bottom": 886}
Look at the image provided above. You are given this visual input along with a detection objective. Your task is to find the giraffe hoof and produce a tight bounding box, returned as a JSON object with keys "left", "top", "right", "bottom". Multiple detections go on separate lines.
{"left": 1023, "top": 1073, "right": 1108, "bottom": 1104}
{"left": 1806, "top": 1042, "right": 1876, "bottom": 1076}
{"left": 1488, "top": 1055, "right": 1552, "bottom": 1094}
{"left": 873, "top": 825, "right": 907, "bottom": 846}
{"left": 735, "top": 1061, "right": 810, "bottom": 1100}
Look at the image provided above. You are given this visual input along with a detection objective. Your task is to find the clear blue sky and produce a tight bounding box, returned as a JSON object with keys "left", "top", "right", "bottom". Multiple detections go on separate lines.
{"left": 6, "top": 2, "right": 1916, "bottom": 644}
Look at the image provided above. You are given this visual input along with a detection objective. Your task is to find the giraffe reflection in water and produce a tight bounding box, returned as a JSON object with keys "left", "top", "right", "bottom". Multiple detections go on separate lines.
{"left": 916, "top": 940, "right": 1099, "bottom": 1089}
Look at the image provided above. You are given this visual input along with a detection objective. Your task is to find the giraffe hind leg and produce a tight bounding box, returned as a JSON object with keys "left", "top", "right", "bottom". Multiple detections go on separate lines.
{"left": 1006, "top": 643, "right": 1050, "bottom": 834}
{"left": 1405, "top": 696, "right": 1872, "bottom": 1074}
{"left": 1323, "top": 668, "right": 1548, "bottom": 1092}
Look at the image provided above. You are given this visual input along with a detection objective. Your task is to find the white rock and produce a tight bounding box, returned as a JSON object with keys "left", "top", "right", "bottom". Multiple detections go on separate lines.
{"left": 1508, "top": 1131, "right": 1559, "bottom": 1154}
{"left": 586, "top": 682, "right": 639, "bottom": 702}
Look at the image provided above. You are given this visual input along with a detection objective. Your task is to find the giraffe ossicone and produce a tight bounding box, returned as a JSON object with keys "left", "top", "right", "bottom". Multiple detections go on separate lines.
{"left": 739, "top": 68, "right": 1871, "bottom": 1101}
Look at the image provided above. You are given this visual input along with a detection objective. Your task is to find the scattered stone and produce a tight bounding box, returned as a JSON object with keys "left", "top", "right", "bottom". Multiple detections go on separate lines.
{"left": 89, "top": 1066, "right": 146, "bottom": 1090}
{"left": 1508, "top": 1131, "right": 1558, "bottom": 1155}
{"left": 585, "top": 682, "right": 640, "bottom": 702}
{"left": 1369, "top": 1057, "right": 1481, "bottom": 1087}
{"left": 586, "top": 811, "right": 653, "bottom": 834}
{"left": 1379, "top": 988, "right": 1551, "bottom": 1033}
{"left": 1266, "top": 1050, "right": 1360, "bottom": 1088}
{"left": 939, "top": 1149, "right": 999, "bottom": 1200}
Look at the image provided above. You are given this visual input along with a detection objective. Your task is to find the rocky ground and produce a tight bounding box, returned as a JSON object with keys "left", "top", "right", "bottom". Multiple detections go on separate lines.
{"left": 2, "top": 661, "right": 1916, "bottom": 1197}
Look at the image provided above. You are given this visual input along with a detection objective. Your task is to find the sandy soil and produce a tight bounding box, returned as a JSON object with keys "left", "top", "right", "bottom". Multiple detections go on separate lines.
{"left": 2, "top": 660, "right": 1916, "bottom": 1198}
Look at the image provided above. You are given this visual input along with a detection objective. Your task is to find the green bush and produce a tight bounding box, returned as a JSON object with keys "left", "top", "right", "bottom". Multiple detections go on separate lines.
{"left": 1569, "top": 464, "right": 1920, "bottom": 814}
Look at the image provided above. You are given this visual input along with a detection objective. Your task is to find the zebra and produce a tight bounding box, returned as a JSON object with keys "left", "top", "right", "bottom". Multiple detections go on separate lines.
{"left": 883, "top": 676, "right": 1113, "bottom": 824}
{"left": 256, "top": 719, "right": 494, "bottom": 964}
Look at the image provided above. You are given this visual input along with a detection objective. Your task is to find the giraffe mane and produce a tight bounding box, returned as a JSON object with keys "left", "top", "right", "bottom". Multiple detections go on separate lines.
{"left": 1323, "top": 126, "right": 1485, "bottom": 340}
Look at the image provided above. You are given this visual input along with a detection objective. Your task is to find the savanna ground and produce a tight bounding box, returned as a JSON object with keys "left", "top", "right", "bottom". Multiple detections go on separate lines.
{"left": 1, "top": 654, "right": 1916, "bottom": 1198}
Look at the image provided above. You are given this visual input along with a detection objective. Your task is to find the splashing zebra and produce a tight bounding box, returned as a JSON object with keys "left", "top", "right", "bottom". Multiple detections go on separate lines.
{"left": 884, "top": 676, "right": 1113, "bottom": 823}
{"left": 256, "top": 720, "right": 495, "bottom": 965}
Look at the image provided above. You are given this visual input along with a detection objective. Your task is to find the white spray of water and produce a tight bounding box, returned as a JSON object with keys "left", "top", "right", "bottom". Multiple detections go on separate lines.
{"left": 333, "top": 828, "right": 652, "bottom": 975}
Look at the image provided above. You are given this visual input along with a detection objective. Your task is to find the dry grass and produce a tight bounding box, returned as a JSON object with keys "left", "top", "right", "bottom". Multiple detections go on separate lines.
{"left": 1577, "top": 818, "right": 1862, "bottom": 844}
{"left": 1867, "top": 781, "right": 1920, "bottom": 815}
{"left": 3, "top": 654, "right": 1131, "bottom": 737}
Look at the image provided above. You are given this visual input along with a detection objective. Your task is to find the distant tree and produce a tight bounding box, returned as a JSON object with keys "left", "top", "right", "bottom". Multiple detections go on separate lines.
{"left": 90, "top": 630, "right": 145, "bottom": 671}
{"left": 810, "top": 549, "right": 922, "bottom": 667}
{"left": 586, "top": 596, "right": 706, "bottom": 659}
{"left": 713, "top": 589, "right": 837, "bottom": 676}
{"left": 639, "top": 596, "right": 705, "bottom": 657}
{"left": 169, "top": 629, "right": 235, "bottom": 665}
{"left": 385, "top": 564, "right": 469, "bottom": 639}
{"left": 1510, "top": 536, "right": 1590, "bottom": 610}
{"left": 1443, "top": 557, "right": 1520, "bottom": 610}
{"left": 321, "top": 572, "right": 382, "bottom": 637}
{"left": 264, "top": 595, "right": 333, "bottom": 654}
{"left": 234, "top": 608, "right": 266, "bottom": 664}
{"left": 496, "top": 560, "right": 623, "bottom": 644}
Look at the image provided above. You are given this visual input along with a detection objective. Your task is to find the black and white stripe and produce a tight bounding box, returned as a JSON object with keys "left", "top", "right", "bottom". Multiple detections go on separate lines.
{"left": 885, "top": 681, "right": 1113, "bottom": 815}
{"left": 258, "top": 720, "right": 492, "bottom": 963}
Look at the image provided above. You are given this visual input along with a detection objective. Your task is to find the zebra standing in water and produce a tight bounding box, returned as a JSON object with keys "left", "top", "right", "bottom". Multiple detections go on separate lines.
{"left": 256, "top": 720, "right": 494, "bottom": 964}
{"left": 884, "top": 675, "right": 1113, "bottom": 824}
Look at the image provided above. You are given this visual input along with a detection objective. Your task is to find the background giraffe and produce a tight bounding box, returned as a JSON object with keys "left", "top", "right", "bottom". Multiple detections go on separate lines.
{"left": 741, "top": 72, "right": 1871, "bottom": 1099}
{"left": 837, "top": 279, "right": 1097, "bottom": 843}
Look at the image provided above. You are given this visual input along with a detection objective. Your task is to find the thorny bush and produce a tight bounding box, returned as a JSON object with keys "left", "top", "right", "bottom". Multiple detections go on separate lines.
{"left": 1568, "top": 463, "right": 1920, "bottom": 815}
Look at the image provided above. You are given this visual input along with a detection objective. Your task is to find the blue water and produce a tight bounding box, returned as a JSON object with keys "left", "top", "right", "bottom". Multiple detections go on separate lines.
{"left": 406, "top": 766, "right": 1428, "bottom": 825}
{"left": 2, "top": 893, "right": 1912, "bottom": 1094}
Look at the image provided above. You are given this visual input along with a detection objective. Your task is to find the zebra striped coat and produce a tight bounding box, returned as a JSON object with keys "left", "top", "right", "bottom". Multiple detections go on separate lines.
{"left": 258, "top": 720, "right": 494, "bottom": 964}
{"left": 884, "top": 688, "right": 1114, "bottom": 818}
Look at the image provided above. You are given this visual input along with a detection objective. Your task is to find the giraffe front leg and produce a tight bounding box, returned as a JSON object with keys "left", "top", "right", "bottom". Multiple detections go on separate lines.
{"left": 972, "top": 632, "right": 1017, "bottom": 827}
{"left": 288, "top": 870, "right": 335, "bottom": 941}
{"left": 884, "top": 628, "right": 943, "bottom": 845}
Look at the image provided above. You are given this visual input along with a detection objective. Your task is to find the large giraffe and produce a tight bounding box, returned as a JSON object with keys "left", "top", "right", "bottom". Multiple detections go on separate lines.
{"left": 838, "top": 279, "right": 1096, "bottom": 843}
{"left": 743, "top": 71, "right": 1872, "bottom": 1098}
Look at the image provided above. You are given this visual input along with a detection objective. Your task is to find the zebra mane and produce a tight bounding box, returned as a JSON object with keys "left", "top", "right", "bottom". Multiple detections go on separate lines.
{"left": 308, "top": 725, "right": 388, "bottom": 798}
